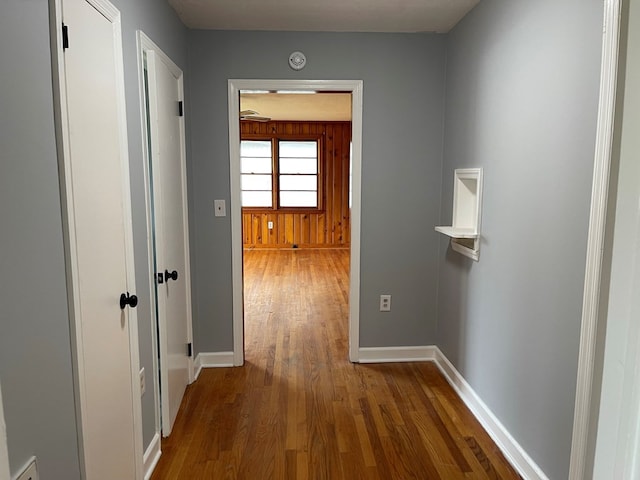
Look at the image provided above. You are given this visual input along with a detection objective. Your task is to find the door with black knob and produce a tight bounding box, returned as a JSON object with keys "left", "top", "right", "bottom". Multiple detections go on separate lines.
{"left": 143, "top": 44, "right": 193, "bottom": 437}
{"left": 55, "top": 0, "right": 142, "bottom": 477}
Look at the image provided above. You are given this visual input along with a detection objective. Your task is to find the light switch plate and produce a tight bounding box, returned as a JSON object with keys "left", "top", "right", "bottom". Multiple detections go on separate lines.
{"left": 214, "top": 199, "right": 226, "bottom": 217}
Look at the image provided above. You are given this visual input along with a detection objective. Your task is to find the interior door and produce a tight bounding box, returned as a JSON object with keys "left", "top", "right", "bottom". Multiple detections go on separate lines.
{"left": 58, "top": 0, "right": 141, "bottom": 477}
{"left": 145, "top": 49, "right": 192, "bottom": 436}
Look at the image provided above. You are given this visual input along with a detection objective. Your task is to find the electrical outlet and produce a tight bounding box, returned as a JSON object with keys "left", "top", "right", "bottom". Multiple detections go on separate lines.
{"left": 214, "top": 199, "right": 226, "bottom": 217}
{"left": 380, "top": 294, "right": 391, "bottom": 312}
{"left": 16, "top": 457, "right": 38, "bottom": 480}
{"left": 140, "top": 368, "right": 145, "bottom": 396}
{"left": 268, "top": 221, "right": 273, "bottom": 229}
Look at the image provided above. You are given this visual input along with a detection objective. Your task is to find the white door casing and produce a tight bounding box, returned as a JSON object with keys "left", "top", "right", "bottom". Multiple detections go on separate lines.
{"left": 592, "top": 1, "right": 640, "bottom": 477}
{"left": 0, "top": 382, "right": 9, "bottom": 480}
{"left": 139, "top": 34, "right": 193, "bottom": 437}
{"left": 568, "top": 1, "right": 622, "bottom": 478}
{"left": 51, "top": 0, "right": 143, "bottom": 478}
{"left": 227, "top": 79, "right": 363, "bottom": 365}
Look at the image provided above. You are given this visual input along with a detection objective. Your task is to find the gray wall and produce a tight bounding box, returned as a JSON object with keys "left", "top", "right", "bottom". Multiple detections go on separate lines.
{"left": 437, "top": 1, "right": 603, "bottom": 478}
{"left": 187, "top": 31, "right": 446, "bottom": 353}
{"left": 0, "top": 0, "right": 186, "bottom": 477}
{"left": 0, "top": 1, "right": 81, "bottom": 478}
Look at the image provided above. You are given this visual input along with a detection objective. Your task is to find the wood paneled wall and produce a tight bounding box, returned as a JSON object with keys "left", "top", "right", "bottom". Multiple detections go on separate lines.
{"left": 241, "top": 121, "right": 351, "bottom": 249}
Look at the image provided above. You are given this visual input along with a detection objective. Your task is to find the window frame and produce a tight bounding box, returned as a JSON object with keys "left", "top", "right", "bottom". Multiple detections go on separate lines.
{"left": 239, "top": 139, "right": 274, "bottom": 208}
{"left": 240, "top": 133, "right": 324, "bottom": 213}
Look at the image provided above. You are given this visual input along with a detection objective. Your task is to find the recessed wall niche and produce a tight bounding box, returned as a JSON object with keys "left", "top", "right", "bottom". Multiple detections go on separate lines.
{"left": 435, "top": 168, "right": 483, "bottom": 261}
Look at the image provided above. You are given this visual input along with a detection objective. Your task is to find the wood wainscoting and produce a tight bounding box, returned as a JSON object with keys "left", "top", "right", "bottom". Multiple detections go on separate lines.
{"left": 242, "top": 121, "right": 351, "bottom": 249}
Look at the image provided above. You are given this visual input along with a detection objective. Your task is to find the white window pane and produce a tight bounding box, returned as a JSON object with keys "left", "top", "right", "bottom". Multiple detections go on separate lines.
{"left": 241, "top": 174, "right": 272, "bottom": 190}
{"left": 242, "top": 191, "right": 272, "bottom": 207}
{"left": 280, "top": 191, "right": 317, "bottom": 207}
{"left": 279, "top": 157, "right": 317, "bottom": 174}
{"left": 279, "top": 175, "right": 317, "bottom": 191}
{"left": 241, "top": 157, "right": 271, "bottom": 174}
{"left": 241, "top": 140, "right": 271, "bottom": 157}
{"left": 279, "top": 141, "right": 316, "bottom": 158}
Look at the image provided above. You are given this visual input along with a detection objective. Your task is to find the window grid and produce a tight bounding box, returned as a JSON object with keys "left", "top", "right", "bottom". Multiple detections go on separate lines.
{"left": 240, "top": 140, "right": 273, "bottom": 208}
{"left": 278, "top": 140, "right": 318, "bottom": 208}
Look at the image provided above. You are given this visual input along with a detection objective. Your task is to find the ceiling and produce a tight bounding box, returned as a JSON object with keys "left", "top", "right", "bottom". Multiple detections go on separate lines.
{"left": 240, "top": 93, "right": 352, "bottom": 122}
{"left": 168, "top": 0, "right": 480, "bottom": 33}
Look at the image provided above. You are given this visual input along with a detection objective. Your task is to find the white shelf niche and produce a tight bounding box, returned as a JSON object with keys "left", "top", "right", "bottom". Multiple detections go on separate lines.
{"left": 436, "top": 168, "right": 483, "bottom": 261}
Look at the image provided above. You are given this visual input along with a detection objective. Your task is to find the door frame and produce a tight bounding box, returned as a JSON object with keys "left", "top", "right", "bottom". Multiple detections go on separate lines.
{"left": 227, "top": 79, "right": 363, "bottom": 365}
{"left": 0, "top": 382, "right": 8, "bottom": 480}
{"left": 569, "top": 0, "right": 622, "bottom": 478}
{"left": 50, "top": 0, "right": 143, "bottom": 477}
{"left": 136, "top": 31, "right": 195, "bottom": 440}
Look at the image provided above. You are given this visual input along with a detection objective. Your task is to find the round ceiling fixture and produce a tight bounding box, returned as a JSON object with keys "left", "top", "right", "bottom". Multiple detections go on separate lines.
{"left": 288, "top": 51, "right": 307, "bottom": 71}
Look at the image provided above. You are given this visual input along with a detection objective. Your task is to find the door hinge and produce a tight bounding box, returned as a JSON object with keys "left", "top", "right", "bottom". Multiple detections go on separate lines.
{"left": 187, "top": 342, "right": 192, "bottom": 358}
{"left": 62, "top": 23, "right": 69, "bottom": 50}
{"left": 178, "top": 101, "right": 184, "bottom": 117}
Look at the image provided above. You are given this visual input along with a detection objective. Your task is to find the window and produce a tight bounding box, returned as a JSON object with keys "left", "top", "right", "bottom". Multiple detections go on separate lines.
{"left": 240, "top": 140, "right": 272, "bottom": 207}
{"left": 278, "top": 141, "right": 318, "bottom": 207}
{"left": 241, "top": 138, "right": 320, "bottom": 209}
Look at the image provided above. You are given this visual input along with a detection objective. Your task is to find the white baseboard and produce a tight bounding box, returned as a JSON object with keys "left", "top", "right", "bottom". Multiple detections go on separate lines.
{"left": 143, "top": 432, "right": 161, "bottom": 480}
{"left": 432, "top": 347, "right": 549, "bottom": 480}
{"left": 358, "top": 345, "right": 437, "bottom": 363}
{"left": 356, "top": 345, "right": 548, "bottom": 479}
{"left": 194, "top": 351, "right": 235, "bottom": 379}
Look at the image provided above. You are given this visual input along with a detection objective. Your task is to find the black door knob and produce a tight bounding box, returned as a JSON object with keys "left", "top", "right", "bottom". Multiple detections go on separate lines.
{"left": 164, "top": 269, "right": 178, "bottom": 282}
{"left": 119, "top": 292, "right": 138, "bottom": 309}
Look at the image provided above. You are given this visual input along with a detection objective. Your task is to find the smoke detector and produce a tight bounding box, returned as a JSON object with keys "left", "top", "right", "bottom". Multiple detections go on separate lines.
{"left": 288, "top": 51, "right": 306, "bottom": 71}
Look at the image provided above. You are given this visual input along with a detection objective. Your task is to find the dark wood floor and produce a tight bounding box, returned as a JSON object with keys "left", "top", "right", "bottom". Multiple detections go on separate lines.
{"left": 151, "top": 249, "right": 521, "bottom": 479}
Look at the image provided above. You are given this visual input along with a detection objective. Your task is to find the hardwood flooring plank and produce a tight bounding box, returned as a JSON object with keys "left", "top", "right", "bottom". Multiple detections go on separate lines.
{"left": 150, "top": 249, "right": 522, "bottom": 480}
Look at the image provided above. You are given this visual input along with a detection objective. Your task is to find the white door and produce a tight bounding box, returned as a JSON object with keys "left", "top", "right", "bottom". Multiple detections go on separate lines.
{"left": 145, "top": 49, "right": 192, "bottom": 436}
{"left": 57, "top": 0, "right": 142, "bottom": 478}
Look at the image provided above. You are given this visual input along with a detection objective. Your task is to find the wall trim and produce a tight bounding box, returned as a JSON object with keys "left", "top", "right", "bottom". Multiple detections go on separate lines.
{"left": 143, "top": 433, "right": 161, "bottom": 480}
{"left": 0, "top": 383, "right": 9, "bottom": 480}
{"left": 358, "top": 346, "right": 437, "bottom": 363}
{"left": 194, "top": 352, "right": 235, "bottom": 379}
{"left": 569, "top": 1, "right": 623, "bottom": 478}
{"left": 432, "top": 348, "right": 549, "bottom": 480}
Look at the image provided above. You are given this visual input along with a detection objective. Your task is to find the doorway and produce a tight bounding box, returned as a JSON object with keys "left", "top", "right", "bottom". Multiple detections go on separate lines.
{"left": 227, "top": 80, "right": 363, "bottom": 364}
{"left": 239, "top": 91, "right": 352, "bottom": 363}
{"left": 137, "top": 31, "right": 194, "bottom": 440}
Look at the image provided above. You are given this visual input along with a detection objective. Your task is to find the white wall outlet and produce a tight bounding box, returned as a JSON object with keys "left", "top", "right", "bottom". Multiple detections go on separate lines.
{"left": 214, "top": 199, "right": 226, "bottom": 217}
{"left": 139, "top": 368, "right": 145, "bottom": 396}
{"left": 16, "top": 457, "right": 38, "bottom": 480}
{"left": 380, "top": 294, "right": 391, "bottom": 312}
{"left": 267, "top": 221, "right": 273, "bottom": 229}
